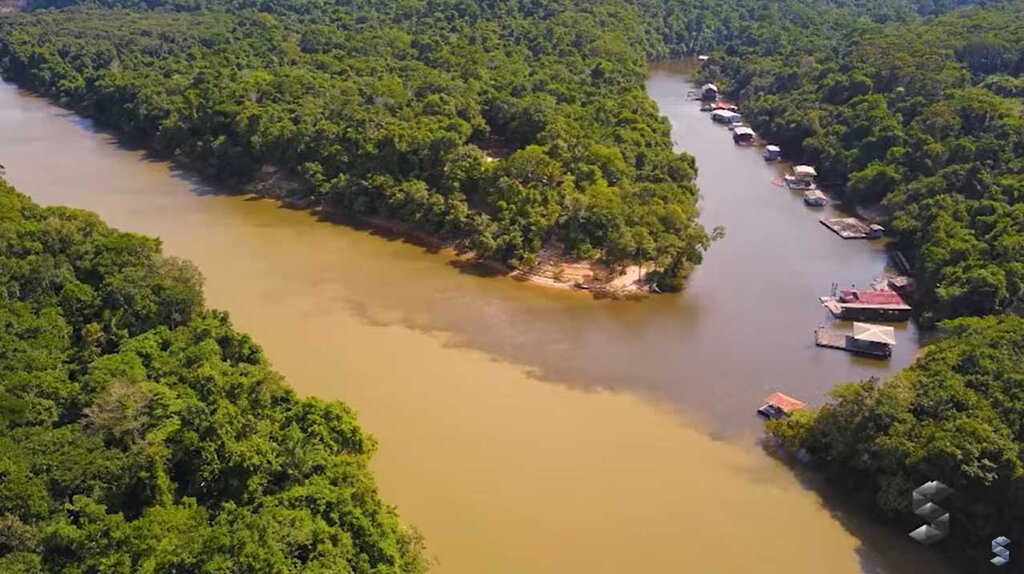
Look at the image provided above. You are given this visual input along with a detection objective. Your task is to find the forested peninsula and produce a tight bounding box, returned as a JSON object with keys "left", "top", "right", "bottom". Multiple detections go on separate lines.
{"left": 0, "top": 1, "right": 715, "bottom": 291}
{"left": 0, "top": 179, "right": 423, "bottom": 572}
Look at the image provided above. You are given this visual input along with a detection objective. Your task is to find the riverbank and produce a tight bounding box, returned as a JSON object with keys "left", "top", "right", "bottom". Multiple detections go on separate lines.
{"left": 23, "top": 95, "right": 653, "bottom": 299}
{"left": 233, "top": 162, "right": 653, "bottom": 298}
{"left": 1, "top": 67, "right": 952, "bottom": 574}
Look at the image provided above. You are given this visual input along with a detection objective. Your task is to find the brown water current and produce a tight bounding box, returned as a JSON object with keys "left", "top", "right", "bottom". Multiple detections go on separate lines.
{"left": 0, "top": 62, "right": 954, "bottom": 573}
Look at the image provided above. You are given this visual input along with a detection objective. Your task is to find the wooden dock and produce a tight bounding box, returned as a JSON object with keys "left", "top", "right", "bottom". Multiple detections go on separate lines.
{"left": 815, "top": 326, "right": 849, "bottom": 350}
{"left": 820, "top": 217, "right": 883, "bottom": 240}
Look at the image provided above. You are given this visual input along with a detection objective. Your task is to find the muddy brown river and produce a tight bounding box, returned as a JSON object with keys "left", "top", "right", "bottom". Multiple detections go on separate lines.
{"left": 0, "top": 61, "right": 953, "bottom": 573}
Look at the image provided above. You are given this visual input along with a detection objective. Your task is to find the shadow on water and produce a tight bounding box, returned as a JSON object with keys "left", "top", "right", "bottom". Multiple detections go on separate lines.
{"left": 760, "top": 440, "right": 961, "bottom": 574}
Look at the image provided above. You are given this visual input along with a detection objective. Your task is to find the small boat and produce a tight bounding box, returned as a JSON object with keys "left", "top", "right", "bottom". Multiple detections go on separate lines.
{"left": 757, "top": 392, "right": 807, "bottom": 419}
{"left": 762, "top": 145, "right": 781, "bottom": 161}
{"left": 803, "top": 188, "right": 828, "bottom": 206}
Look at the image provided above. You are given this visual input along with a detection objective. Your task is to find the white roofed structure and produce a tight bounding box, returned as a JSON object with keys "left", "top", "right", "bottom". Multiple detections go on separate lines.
{"left": 710, "top": 109, "right": 741, "bottom": 122}
{"left": 852, "top": 323, "right": 896, "bottom": 345}
{"left": 793, "top": 165, "right": 818, "bottom": 178}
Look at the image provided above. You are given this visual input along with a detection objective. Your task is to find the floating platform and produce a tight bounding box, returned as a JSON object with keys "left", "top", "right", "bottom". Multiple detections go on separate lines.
{"left": 820, "top": 218, "right": 884, "bottom": 239}
{"left": 814, "top": 324, "right": 893, "bottom": 359}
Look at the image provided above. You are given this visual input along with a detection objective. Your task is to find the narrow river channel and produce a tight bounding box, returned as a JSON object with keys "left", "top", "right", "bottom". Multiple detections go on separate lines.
{"left": 0, "top": 62, "right": 952, "bottom": 573}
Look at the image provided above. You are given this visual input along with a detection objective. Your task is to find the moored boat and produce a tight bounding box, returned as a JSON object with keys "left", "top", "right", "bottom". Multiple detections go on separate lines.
{"left": 803, "top": 188, "right": 827, "bottom": 206}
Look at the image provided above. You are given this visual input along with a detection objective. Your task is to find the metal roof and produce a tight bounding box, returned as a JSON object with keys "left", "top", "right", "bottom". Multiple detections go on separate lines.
{"left": 764, "top": 392, "right": 807, "bottom": 413}
{"left": 733, "top": 126, "right": 755, "bottom": 136}
{"left": 793, "top": 165, "right": 817, "bottom": 177}
{"left": 710, "top": 110, "right": 740, "bottom": 119}
{"left": 852, "top": 323, "right": 896, "bottom": 345}
{"left": 702, "top": 83, "right": 718, "bottom": 92}
{"left": 765, "top": 145, "right": 781, "bottom": 151}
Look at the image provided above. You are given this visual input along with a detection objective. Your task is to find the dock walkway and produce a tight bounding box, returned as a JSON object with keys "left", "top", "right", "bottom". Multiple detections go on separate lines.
{"left": 821, "top": 217, "right": 883, "bottom": 239}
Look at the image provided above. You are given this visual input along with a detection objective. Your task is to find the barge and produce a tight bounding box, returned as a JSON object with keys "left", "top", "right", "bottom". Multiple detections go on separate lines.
{"left": 819, "top": 287, "right": 912, "bottom": 321}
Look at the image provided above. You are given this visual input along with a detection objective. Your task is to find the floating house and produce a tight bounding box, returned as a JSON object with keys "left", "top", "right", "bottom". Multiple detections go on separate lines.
{"left": 793, "top": 165, "right": 817, "bottom": 179}
{"left": 815, "top": 322, "right": 895, "bottom": 359}
{"left": 757, "top": 392, "right": 806, "bottom": 420}
{"left": 820, "top": 287, "right": 912, "bottom": 321}
{"left": 784, "top": 164, "right": 817, "bottom": 189}
{"left": 701, "top": 83, "right": 719, "bottom": 101}
{"left": 710, "top": 109, "right": 742, "bottom": 124}
{"left": 803, "top": 188, "right": 828, "bottom": 206}
{"left": 732, "top": 126, "right": 756, "bottom": 145}
{"left": 762, "top": 145, "right": 781, "bottom": 161}
{"left": 697, "top": 55, "right": 710, "bottom": 63}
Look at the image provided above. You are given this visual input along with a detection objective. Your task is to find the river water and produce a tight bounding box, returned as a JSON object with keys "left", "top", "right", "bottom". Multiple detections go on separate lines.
{"left": 0, "top": 62, "right": 951, "bottom": 573}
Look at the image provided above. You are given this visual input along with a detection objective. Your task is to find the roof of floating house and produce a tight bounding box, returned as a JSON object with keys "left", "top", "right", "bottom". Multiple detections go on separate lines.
{"left": 702, "top": 83, "right": 718, "bottom": 92}
{"left": 764, "top": 392, "right": 806, "bottom": 413}
{"left": 698, "top": 55, "right": 710, "bottom": 61}
{"left": 793, "top": 165, "right": 817, "bottom": 177}
{"left": 710, "top": 110, "right": 741, "bottom": 120}
{"left": 764, "top": 144, "right": 781, "bottom": 152}
{"left": 852, "top": 323, "right": 897, "bottom": 345}
{"left": 732, "top": 126, "right": 755, "bottom": 137}
{"left": 837, "top": 289, "right": 909, "bottom": 307}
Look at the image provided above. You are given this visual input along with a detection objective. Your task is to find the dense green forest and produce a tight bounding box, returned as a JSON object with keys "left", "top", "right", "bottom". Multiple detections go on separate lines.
{"left": 768, "top": 316, "right": 1024, "bottom": 569}
{"left": 0, "top": 178, "right": 423, "bottom": 572}
{"left": 3, "top": 0, "right": 1024, "bottom": 568}
{"left": 693, "top": 3, "right": 1024, "bottom": 323}
{"left": 679, "top": 0, "right": 1024, "bottom": 564}
{"left": 3, "top": 0, "right": 1021, "bottom": 306}
{"left": 0, "top": 1, "right": 716, "bottom": 290}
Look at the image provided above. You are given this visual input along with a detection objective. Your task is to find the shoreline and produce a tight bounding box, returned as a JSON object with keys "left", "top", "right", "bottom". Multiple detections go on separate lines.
{"left": 0, "top": 80, "right": 655, "bottom": 299}
{"left": 253, "top": 169, "right": 652, "bottom": 299}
